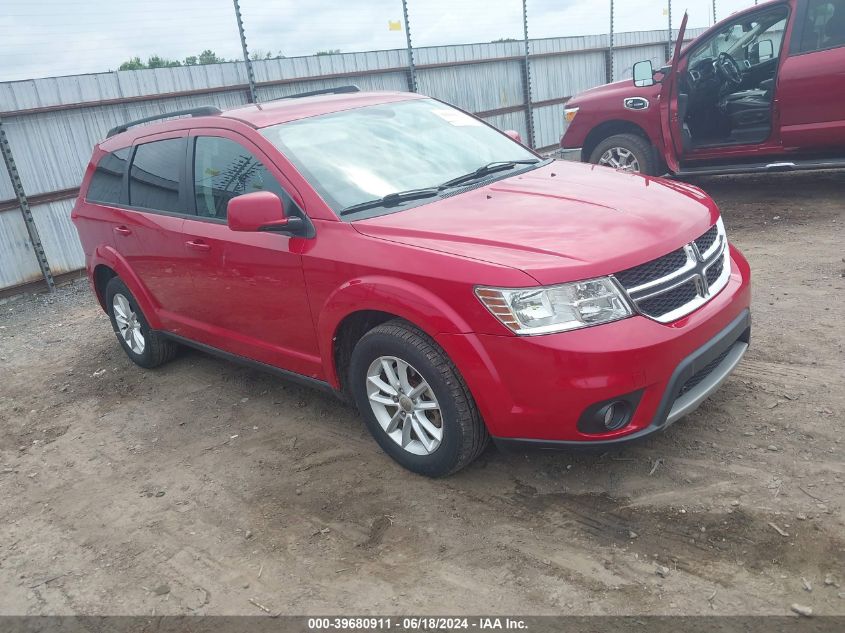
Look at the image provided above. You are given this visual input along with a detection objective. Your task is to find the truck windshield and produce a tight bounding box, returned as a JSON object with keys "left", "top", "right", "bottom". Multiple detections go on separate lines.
{"left": 260, "top": 98, "right": 540, "bottom": 219}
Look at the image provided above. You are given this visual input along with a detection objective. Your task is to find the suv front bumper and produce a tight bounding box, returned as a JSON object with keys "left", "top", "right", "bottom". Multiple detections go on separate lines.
{"left": 435, "top": 246, "right": 752, "bottom": 445}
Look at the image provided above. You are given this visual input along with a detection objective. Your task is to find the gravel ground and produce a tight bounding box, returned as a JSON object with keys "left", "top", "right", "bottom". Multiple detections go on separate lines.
{"left": 0, "top": 170, "right": 843, "bottom": 616}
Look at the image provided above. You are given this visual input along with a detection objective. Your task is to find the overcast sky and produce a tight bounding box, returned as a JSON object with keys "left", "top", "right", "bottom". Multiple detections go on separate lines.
{"left": 2, "top": 0, "right": 757, "bottom": 82}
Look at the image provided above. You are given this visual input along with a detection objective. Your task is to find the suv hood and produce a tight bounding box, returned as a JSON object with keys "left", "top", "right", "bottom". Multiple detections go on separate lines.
{"left": 353, "top": 161, "right": 719, "bottom": 286}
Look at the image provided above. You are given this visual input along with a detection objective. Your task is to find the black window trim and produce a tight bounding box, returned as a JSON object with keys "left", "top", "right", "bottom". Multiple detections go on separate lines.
{"left": 790, "top": 0, "right": 845, "bottom": 55}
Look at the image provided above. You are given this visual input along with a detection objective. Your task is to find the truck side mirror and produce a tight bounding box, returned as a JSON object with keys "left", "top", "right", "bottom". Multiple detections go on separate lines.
{"left": 633, "top": 60, "right": 655, "bottom": 87}
{"left": 754, "top": 39, "right": 774, "bottom": 62}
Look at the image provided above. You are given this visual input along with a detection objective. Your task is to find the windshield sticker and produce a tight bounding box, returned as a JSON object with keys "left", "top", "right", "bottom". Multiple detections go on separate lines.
{"left": 431, "top": 109, "right": 483, "bottom": 126}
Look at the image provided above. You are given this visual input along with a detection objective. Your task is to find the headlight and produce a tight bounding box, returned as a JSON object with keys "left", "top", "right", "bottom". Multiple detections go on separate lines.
{"left": 564, "top": 106, "right": 580, "bottom": 124}
{"left": 475, "top": 277, "right": 632, "bottom": 335}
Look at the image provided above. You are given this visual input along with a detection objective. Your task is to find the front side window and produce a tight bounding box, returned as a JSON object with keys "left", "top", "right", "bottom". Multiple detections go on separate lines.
{"left": 87, "top": 147, "right": 130, "bottom": 205}
{"left": 260, "top": 98, "right": 539, "bottom": 219}
{"left": 193, "top": 136, "right": 294, "bottom": 220}
{"left": 128, "top": 138, "right": 186, "bottom": 213}
{"left": 801, "top": 0, "right": 845, "bottom": 52}
{"left": 688, "top": 8, "right": 788, "bottom": 68}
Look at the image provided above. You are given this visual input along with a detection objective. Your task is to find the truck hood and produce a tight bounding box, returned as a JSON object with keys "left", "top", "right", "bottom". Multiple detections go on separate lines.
{"left": 352, "top": 161, "right": 719, "bottom": 286}
{"left": 568, "top": 77, "right": 663, "bottom": 107}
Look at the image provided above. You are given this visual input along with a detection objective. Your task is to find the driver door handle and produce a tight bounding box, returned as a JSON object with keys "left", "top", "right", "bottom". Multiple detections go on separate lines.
{"left": 185, "top": 239, "right": 211, "bottom": 252}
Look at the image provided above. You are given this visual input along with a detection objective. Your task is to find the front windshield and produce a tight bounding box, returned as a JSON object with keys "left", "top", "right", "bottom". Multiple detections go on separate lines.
{"left": 260, "top": 98, "right": 538, "bottom": 218}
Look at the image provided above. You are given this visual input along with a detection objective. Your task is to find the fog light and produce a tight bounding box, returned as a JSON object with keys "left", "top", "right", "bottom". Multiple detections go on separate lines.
{"left": 596, "top": 401, "right": 630, "bottom": 431}
{"left": 576, "top": 391, "right": 642, "bottom": 435}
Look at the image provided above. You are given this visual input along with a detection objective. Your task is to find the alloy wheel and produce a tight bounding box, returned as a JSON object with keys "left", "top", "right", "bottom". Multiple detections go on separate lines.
{"left": 112, "top": 293, "right": 145, "bottom": 355}
{"left": 598, "top": 147, "right": 640, "bottom": 172}
{"left": 366, "top": 356, "right": 443, "bottom": 456}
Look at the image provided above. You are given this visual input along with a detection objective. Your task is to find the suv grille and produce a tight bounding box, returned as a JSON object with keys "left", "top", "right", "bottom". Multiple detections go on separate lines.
{"left": 613, "top": 220, "right": 730, "bottom": 323}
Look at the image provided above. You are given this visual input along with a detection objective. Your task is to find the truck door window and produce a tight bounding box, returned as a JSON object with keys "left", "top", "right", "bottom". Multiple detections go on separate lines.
{"left": 801, "top": 0, "right": 845, "bottom": 52}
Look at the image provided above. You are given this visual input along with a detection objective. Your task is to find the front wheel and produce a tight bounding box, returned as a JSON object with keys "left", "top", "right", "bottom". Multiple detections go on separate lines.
{"left": 349, "top": 320, "right": 489, "bottom": 477}
{"left": 589, "top": 133, "right": 658, "bottom": 175}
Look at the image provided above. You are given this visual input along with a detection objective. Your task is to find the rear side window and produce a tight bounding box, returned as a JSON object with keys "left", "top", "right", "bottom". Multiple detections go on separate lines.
{"left": 86, "top": 147, "right": 129, "bottom": 205}
{"left": 128, "top": 138, "right": 186, "bottom": 213}
{"left": 193, "top": 136, "right": 296, "bottom": 220}
{"left": 801, "top": 0, "right": 845, "bottom": 52}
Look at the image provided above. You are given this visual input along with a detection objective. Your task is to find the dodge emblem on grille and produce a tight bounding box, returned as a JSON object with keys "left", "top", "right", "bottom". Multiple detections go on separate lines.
{"left": 684, "top": 243, "right": 710, "bottom": 297}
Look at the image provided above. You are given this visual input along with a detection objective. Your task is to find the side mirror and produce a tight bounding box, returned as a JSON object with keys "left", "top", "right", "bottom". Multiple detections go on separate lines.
{"left": 504, "top": 129, "right": 523, "bottom": 143}
{"left": 633, "top": 60, "right": 655, "bottom": 87}
{"left": 754, "top": 39, "right": 774, "bottom": 62}
{"left": 227, "top": 191, "right": 303, "bottom": 233}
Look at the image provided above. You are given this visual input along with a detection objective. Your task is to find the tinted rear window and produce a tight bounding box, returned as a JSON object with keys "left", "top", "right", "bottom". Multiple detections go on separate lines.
{"left": 86, "top": 147, "right": 130, "bottom": 205}
{"left": 128, "top": 138, "right": 186, "bottom": 213}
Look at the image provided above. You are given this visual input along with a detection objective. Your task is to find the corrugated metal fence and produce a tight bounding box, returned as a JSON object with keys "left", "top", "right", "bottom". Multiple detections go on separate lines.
{"left": 0, "top": 27, "right": 705, "bottom": 293}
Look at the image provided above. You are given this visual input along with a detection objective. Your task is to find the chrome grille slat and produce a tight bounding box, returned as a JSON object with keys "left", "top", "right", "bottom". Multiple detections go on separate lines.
{"left": 613, "top": 219, "right": 731, "bottom": 323}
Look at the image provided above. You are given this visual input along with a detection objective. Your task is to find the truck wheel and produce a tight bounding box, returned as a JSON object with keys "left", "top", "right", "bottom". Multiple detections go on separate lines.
{"left": 105, "top": 277, "right": 178, "bottom": 369}
{"left": 589, "top": 133, "right": 658, "bottom": 175}
{"left": 349, "top": 320, "right": 489, "bottom": 477}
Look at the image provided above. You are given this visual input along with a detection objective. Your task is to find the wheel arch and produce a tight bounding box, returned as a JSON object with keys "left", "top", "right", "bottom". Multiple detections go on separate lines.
{"left": 318, "top": 276, "right": 473, "bottom": 391}
{"left": 89, "top": 245, "right": 163, "bottom": 329}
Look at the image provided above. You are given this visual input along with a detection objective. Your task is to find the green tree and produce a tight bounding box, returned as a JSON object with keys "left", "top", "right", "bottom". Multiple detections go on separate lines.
{"left": 198, "top": 49, "right": 224, "bottom": 65}
{"left": 314, "top": 49, "right": 341, "bottom": 56}
{"left": 146, "top": 55, "right": 181, "bottom": 69}
{"left": 183, "top": 55, "right": 198, "bottom": 66}
{"left": 118, "top": 56, "right": 146, "bottom": 71}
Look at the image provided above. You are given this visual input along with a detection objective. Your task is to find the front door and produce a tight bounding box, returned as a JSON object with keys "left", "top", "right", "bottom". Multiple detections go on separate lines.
{"left": 180, "top": 130, "right": 322, "bottom": 379}
{"left": 659, "top": 13, "right": 689, "bottom": 172}
{"left": 778, "top": 0, "right": 845, "bottom": 150}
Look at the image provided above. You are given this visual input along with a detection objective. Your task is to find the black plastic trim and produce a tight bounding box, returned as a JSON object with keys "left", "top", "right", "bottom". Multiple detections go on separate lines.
{"left": 272, "top": 85, "right": 360, "bottom": 101}
{"left": 493, "top": 308, "right": 751, "bottom": 451}
{"left": 160, "top": 332, "right": 339, "bottom": 396}
{"left": 107, "top": 106, "right": 222, "bottom": 138}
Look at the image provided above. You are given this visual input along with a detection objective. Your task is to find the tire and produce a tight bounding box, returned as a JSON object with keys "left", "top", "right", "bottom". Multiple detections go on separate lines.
{"left": 589, "top": 133, "right": 658, "bottom": 175}
{"left": 105, "top": 277, "right": 178, "bottom": 369}
{"left": 349, "top": 320, "right": 489, "bottom": 477}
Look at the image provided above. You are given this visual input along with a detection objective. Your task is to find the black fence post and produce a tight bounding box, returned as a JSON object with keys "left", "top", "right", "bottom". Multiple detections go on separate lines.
{"left": 521, "top": 0, "right": 536, "bottom": 149}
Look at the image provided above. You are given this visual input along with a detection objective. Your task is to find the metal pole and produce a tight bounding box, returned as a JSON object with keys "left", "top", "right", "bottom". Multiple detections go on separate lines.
{"left": 0, "top": 115, "right": 55, "bottom": 291}
{"left": 609, "top": 0, "right": 615, "bottom": 82}
{"left": 668, "top": 0, "right": 673, "bottom": 55}
{"left": 521, "top": 0, "right": 536, "bottom": 149}
{"left": 233, "top": 0, "right": 258, "bottom": 103}
{"left": 713, "top": 0, "right": 717, "bottom": 25}
{"left": 401, "top": 0, "right": 418, "bottom": 92}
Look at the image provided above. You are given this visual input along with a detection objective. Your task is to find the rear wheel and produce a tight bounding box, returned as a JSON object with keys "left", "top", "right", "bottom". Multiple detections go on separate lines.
{"left": 349, "top": 320, "right": 488, "bottom": 477}
{"left": 105, "top": 277, "right": 178, "bottom": 369}
{"left": 589, "top": 133, "right": 658, "bottom": 175}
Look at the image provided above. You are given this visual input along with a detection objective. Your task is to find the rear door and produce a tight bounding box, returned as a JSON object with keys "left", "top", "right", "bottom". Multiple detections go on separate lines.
{"left": 778, "top": 0, "right": 845, "bottom": 150}
{"left": 180, "top": 129, "right": 322, "bottom": 378}
{"left": 659, "top": 12, "right": 689, "bottom": 172}
{"left": 113, "top": 132, "right": 197, "bottom": 334}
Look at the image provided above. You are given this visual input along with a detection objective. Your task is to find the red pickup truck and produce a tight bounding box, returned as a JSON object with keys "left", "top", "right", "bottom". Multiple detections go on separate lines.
{"left": 560, "top": 0, "right": 845, "bottom": 176}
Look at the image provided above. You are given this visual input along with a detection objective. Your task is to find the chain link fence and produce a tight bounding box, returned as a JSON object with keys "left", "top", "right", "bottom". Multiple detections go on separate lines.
{"left": 0, "top": 0, "right": 755, "bottom": 294}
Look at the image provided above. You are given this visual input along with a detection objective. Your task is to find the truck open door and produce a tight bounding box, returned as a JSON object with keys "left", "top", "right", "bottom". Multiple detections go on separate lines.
{"left": 657, "top": 12, "right": 689, "bottom": 174}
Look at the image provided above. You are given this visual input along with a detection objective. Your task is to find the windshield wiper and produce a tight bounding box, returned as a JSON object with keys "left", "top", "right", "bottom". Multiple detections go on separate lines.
{"left": 339, "top": 187, "right": 441, "bottom": 216}
{"left": 438, "top": 159, "right": 542, "bottom": 190}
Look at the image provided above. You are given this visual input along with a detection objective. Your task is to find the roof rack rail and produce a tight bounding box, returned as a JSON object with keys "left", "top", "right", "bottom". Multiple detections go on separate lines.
{"left": 274, "top": 85, "right": 361, "bottom": 101}
{"left": 106, "top": 106, "right": 222, "bottom": 138}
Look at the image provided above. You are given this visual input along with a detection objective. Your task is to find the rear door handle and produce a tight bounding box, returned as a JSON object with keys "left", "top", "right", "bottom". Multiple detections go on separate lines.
{"left": 185, "top": 239, "right": 211, "bottom": 252}
{"left": 114, "top": 225, "right": 132, "bottom": 236}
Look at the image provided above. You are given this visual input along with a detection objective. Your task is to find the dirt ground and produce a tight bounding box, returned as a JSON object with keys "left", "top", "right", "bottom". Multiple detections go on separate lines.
{"left": 0, "top": 170, "right": 843, "bottom": 617}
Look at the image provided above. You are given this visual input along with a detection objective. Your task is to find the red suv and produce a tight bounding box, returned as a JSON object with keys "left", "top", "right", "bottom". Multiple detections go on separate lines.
{"left": 72, "top": 87, "right": 751, "bottom": 476}
{"left": 560, "top": 0, "right": 845, "bottom": 176}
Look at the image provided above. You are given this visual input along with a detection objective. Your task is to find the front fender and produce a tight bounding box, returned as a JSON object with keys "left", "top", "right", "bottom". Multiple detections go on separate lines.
{"left": 89, "top": 245, "right": 163, "bottom": 330}
{"left": 316, "top": 275, "right": 474, "bottom": 388}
